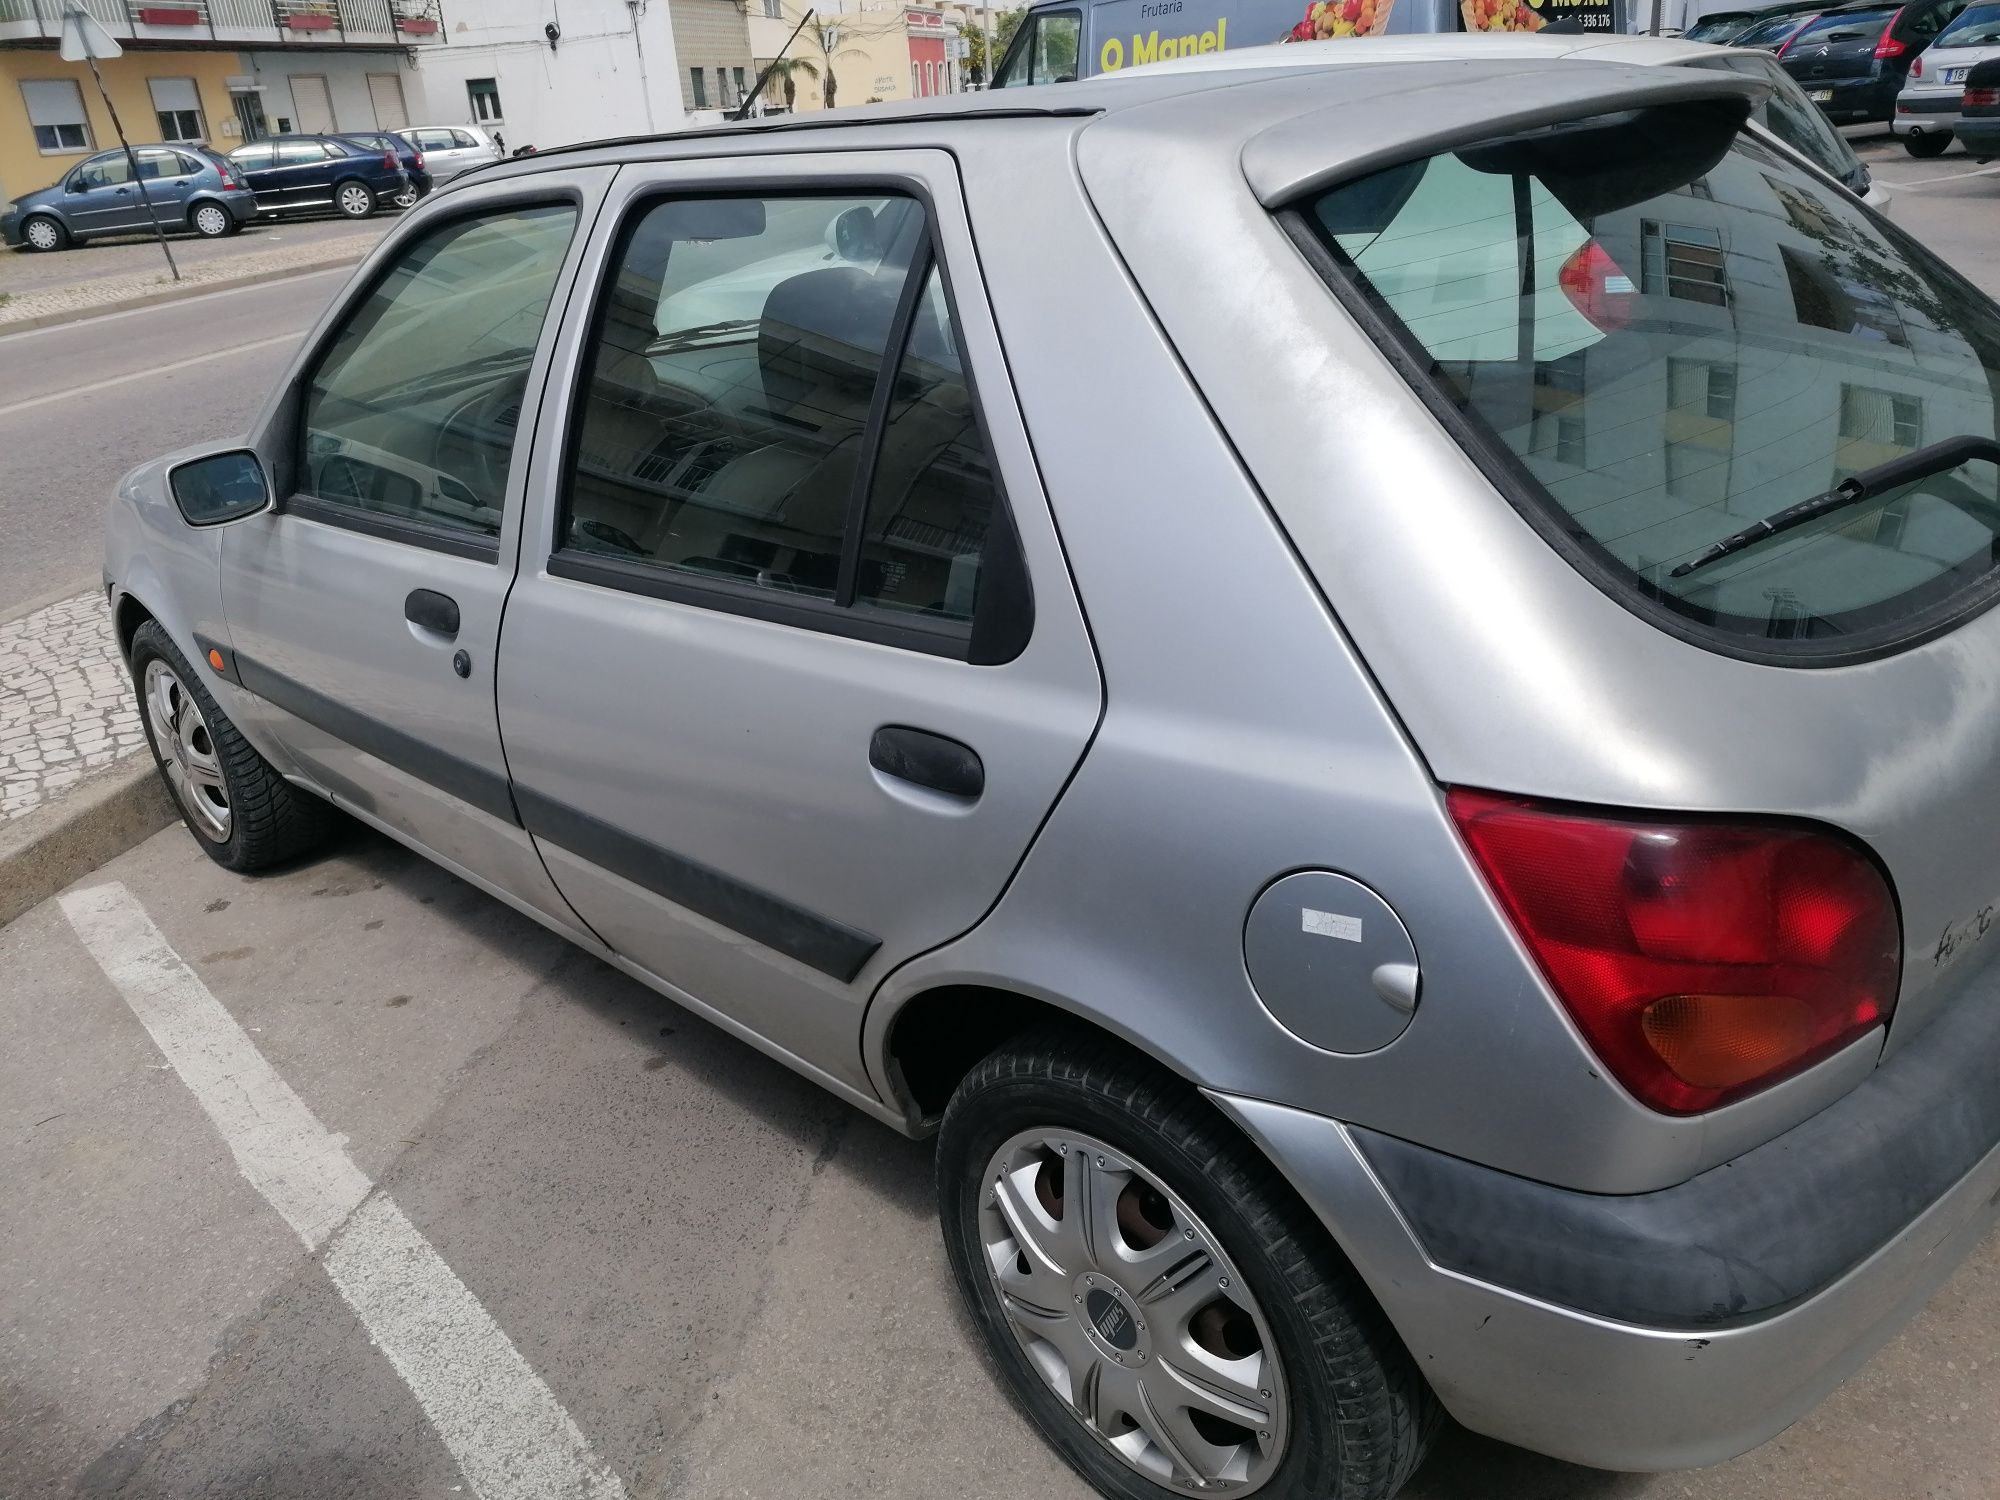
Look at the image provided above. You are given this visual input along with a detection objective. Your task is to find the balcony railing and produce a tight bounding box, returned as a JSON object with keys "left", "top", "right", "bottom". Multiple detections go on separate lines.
{"left": 0, "top": 0, "right": 441, "bottom": 39}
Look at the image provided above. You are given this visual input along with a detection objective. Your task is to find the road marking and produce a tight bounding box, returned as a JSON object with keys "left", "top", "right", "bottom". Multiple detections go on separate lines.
{"left": 1875, "top": 163, "right": 2000, "bottom": 189}
{"left": 59, "top": 881, "right": 628, "bottom": 1500}
{"left": 0, "top": 330, "right": 304, "bottom": 420}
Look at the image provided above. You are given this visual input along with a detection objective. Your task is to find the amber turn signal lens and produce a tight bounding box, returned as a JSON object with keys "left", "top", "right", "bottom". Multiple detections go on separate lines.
{"left": 1639, "top": 993, "right": 1822, "bottom": 1090}
{"left": 207, "top": 649, "right": 225, "bottom": 671}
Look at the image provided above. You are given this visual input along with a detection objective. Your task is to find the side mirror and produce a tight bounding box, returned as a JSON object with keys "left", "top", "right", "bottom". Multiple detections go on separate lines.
{"left": 169, "top": 449, "right": 273, "bottom": 527}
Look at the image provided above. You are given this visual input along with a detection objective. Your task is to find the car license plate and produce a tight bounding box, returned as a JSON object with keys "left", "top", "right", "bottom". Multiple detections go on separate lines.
{"left": 1809, "top": 89, "right": 1834, "bottom": 101}
{"left": 1944, "top": 67, "right": 1967, "bottom": 82}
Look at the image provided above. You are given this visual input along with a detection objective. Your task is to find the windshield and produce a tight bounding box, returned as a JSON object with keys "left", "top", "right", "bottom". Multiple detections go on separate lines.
{"left": 1792, "top": 8, "right": 1894, "bottom": 39}
{"left": 1684, "top": 16, "right": 1749, "bottom": 39}
{"left": 1938, "top": 2, "right": 2000, "bottom": 44}
{"left": 1302, "top": 112, "right": 2000, "bottom": 654}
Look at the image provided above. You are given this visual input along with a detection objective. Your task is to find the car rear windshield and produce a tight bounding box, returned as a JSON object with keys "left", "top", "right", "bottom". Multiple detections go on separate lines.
{"left": 1939, "top": 3, "right": 2000, "bottom": 45}
{"left": 1300, "top": 107, "right": 2000, "bottom": 656}
{"left": 1791, "top": 8, "right": 1893, "bottom": 40}
{"left": 1735, "top": 13, "right": 1809, "bottom": 44}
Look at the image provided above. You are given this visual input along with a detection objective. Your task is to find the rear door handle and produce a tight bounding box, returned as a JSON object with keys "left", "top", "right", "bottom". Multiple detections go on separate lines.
{"left": 870, "top": 725, "right": 983, "bottom": 799}
{"left": 405, "top": 588, "right": 461, "bottom": 639}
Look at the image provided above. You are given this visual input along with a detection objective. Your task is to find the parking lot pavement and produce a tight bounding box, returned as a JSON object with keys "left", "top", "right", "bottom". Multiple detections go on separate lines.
{"left": 3, "top": 819, "right": 1995, "bottom": 1500}
{"left": 1847, "top": 129, "right": 2000, "bottom": 292}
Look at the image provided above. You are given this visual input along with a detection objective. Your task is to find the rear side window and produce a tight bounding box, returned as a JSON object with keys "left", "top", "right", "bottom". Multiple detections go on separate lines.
{"left": 559, "top": 192, "right": 1019, "bottom": 654}
{"left": 1301, "top": 107, "right": 2000, "bottom": 658}
{"left": 1939, "top": 2, "right": 2000, "bottom": 43}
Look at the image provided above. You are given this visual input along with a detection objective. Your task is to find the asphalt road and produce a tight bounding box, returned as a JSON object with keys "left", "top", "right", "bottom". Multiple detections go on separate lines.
{"left": 0, "top": 266, "right": 351, "bottom": 615}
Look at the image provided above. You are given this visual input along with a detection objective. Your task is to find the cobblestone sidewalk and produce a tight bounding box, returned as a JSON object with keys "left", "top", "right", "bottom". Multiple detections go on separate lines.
{"left": 0, "top": 592, "right": 146, "bottom": 821}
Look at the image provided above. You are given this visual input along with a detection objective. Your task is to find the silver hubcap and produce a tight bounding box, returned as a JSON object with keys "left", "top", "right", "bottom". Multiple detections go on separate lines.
{"left": 980, "top": 1130, "right": 1288, "bottom": 1494}
{"left": 25, "top": 219, "right": 57, "bottom": 249}
{"left": 393, "top": 188, "right": 417, "bottom": 207}
{"left": 195, "top": 205, "right": 227, "bottom": 235}
{"left": 143, "top": 660, "right": 231, "bottom": 843}
{"left": 340, "top": 185, "right": 371, "bottom": 214}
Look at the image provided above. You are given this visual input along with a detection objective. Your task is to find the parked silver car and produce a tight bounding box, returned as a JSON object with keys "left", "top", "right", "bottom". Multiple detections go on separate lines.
{"left": 1893, "top": 0, "right": 2000, "bottom": 153}
{"left": 399, "top": 123, "right": 504, "bottom": 183}
{"left": 104, "top": 57, "right": 2000, "bottom": 1500}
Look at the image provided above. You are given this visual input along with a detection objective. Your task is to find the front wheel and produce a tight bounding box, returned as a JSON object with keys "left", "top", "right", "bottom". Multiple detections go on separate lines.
{"left": 335, "top": 179, "right": 377, "bottom": 219}
{"left": 190, "top": 201, "right": 232, "bottom": 238}
{"left": 937, "top": 1032, "right": 1438, "bottom": 1500}
{"left": 21, "top": 214, "right": 68, "bottom": 252}
{"left": 129, "top": 621, "right": 337, "bottom": 872}
{"left": 1905, "top": 131, "right": 1953, "bottom": 158}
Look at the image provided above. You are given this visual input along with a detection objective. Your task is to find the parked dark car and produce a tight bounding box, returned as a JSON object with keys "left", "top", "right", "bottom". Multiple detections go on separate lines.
{"left": 1958, "top": 52, "right": 2000, "bottom": 153}
{"left": 341, "top": 130, "right": 432, "bottom": 199}
{"left": 1684, "top": 1, "right": 1824, "bottom": 43}
{"left": 1778, "top": 0, "right": 1973, "bottom": 121}
{"left": 226, "top": 134, "right": 412, "bottom": 221}
{"left": 1, "top": 144, "right": 256, "bottom": 252}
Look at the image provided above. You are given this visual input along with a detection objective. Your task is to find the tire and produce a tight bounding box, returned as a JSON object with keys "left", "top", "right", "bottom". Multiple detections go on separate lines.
{"left": 1904, "top": 131, "right": 1952, "bottom": 158}
{"left": 189, "top": 201, "right": 232, "bottom": 239}
{"left": 20, "top": 214, "right": 68, "bottom": 253}
{"left": 128, "top": 621, "right": 337, "bottom": 873}
{"left": 391, "top": 184, "right": 420, "bottom": 209}
{"left": 334, "top": 178, "right": 377, "bottom": 219}
{"left": 937, "top": 1030, "right": 1439, "bottom": 1500}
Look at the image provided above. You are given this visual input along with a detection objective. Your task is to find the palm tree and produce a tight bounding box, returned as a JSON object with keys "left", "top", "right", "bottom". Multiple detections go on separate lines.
{"left": 762, "top": 55, "right": 820, "bottom": 111}
{"left": 806, "top": 17, "right": 840, "bottom": 109}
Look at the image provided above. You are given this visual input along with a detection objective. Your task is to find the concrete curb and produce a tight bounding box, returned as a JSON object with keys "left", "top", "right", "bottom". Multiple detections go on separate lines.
{"left": 0, "top": 248, "right": 366, "bottom": 337}
{"left": 0, "top": 757, "right": 175, "bottom": 928}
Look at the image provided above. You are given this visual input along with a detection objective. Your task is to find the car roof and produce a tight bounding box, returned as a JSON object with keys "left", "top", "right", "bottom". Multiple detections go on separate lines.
{"left": 480, "top": 55, "right": 1766, "bottom": 202}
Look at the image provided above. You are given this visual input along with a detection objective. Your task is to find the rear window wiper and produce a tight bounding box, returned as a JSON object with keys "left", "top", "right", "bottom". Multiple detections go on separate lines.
{"left": 1671, "top": 434, "right": 2000, "bottom": 578}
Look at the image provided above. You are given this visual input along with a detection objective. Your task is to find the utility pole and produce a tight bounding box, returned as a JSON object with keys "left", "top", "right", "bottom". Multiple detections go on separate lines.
{"left": 982, "top": 1, "right": 993, "bottom": 87}
{"left": 60, "top": 2, "right": 179, "bottom": 282}
{"left": 627, "top": 0, "right": 658, "bottom": 132}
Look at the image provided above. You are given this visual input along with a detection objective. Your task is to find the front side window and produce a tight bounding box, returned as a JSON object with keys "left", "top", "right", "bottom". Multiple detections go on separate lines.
{"left": 75, "top": 153, "right": 131, "bottom": 190}
{"left": 22, "top": 79, "right": 91, "bottom": 153}
{"left": 1302, "top": 108, "right": 2000, "bottom": 655}
{"left": 992, "top": 9, "right": 1081, "bottom": 87}
{"left": 562, "top": 192, "right": 1012, "bottom": 649}
{"left": 300, "top": 204, "right": 577, "bottom": 546}
{"left": 231, "top": 142, "right": 276, "bottom": 171}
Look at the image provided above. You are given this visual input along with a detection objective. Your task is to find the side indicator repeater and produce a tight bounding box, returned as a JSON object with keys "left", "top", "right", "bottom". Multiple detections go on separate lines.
{"left": 207, "top": 648, "right": 227, "bottom": 672}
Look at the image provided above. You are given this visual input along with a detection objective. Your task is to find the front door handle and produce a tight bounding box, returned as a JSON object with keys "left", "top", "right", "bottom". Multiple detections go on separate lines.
{"left": 870, "top": 725, "right": 983, "bottom": 799}
{"left": 405, "top": 588, "right": 460, "bottom": 639}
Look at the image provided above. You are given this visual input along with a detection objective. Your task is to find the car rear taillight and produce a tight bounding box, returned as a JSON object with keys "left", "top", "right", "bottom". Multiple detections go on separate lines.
{"left": 383, "top": 149, "right": 397, "bottom": 170}
{"left": 1448, "top": 789, "right": 1900, "bottom": 1115}
{"left": 1557, "top": 240, "right": 1635, "bottom": 330}
{"left": 1966, "top": 85, "right": 2000, "bottom": 106}
{"left": 412, "top": 150, "right": 425, "bottom": 169}
{"left": 1911, "top": 53, "right": 1924, "bottom": 76}
{"left": 1875, "top": 11, "right": 1908, "bottom": 57}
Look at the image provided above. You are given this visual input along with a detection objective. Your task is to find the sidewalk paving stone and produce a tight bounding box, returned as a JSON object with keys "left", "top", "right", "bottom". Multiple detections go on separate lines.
{"left": 0, "top": 592, "right": 146, "bottom": 822}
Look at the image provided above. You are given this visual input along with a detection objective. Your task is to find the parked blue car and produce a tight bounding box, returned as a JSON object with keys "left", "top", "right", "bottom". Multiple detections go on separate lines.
{"left": 1, "top": 144, "right": 256, "bottom": 252}
{"left": 226, "top": 134, "right": 413, "bottom": 221}
{"left": 340, "top": 130, "right": 434, "bottom": 200}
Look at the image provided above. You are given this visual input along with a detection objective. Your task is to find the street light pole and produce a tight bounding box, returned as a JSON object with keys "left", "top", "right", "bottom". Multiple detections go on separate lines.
{"left": 62, "top": 2, "right": 179, "bottom": 282}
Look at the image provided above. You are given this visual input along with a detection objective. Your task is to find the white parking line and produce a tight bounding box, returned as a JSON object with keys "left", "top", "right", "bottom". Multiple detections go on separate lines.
{"left": 1874, "top": 163, "right": 2000, "bottom": 189}
{"left": 58, "top": 881, "right": 628, "bottom": 1500}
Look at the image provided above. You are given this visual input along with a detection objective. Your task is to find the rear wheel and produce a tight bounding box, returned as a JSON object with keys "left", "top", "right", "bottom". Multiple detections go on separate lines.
{"left": 1904, "top": 131, "right": 1953, "bottom": 158}
{"left": 21, "top": 214, "right": 67, "bottom": 252}
{"left": 335, "top": 179, "right": 376, "bottom": 219}
{"left": 129, "top": 621, "right": 336, "bottom": 872}
{"left": 937, "top": 1031, "right": 1438, "bottom": 1500}
{"left": 190, "top": 201, "right": 232, "bottom": 238}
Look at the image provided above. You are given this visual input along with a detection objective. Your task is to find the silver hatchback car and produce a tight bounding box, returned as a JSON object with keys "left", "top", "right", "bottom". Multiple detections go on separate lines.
{"left": 104, "top": 56, "right": 2000, "bottom": 1500}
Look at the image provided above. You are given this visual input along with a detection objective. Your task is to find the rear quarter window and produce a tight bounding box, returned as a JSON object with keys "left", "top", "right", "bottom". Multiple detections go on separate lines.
{"left": 1299, "top": 106, "right": 2000, "bottom": 660}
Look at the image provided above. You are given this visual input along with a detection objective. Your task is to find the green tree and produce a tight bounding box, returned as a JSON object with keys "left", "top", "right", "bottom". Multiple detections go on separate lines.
{"left": 961, "top": 7, "right": 1025, "bottom": 84}
{"left": 759, "top": 54, "right": 820, "bottom": 110}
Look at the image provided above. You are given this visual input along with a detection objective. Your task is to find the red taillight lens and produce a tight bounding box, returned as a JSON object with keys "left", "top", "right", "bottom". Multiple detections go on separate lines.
{"left": 383, "top": 149, "right": 397, "bottom": 169}
{"left": 1448, "top": 789, "right": 1900, "bottom": 1115}
{"left": 1557, "top": 240, "right": 1635, "bottom": 330}
{"left": 1966, "top": 85, "right": 2000, "bottom": 106}
{"left": 1912, "top": 54, "right": 1924, "bottom": 76}
{"left": 1875, "top": 33, "right": 1907, "bottom": 57}
{"left": 413, "top": 150, "right": 425, "bottom": 169}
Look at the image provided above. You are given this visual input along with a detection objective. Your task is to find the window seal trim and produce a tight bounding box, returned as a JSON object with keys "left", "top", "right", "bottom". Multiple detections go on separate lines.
{"left": 837, "top": 240, "right": 935, "bottom": 607}
{"left": 1277, "top": 197, "right": 2000, "bottom": 670}
{"left": 285, "top": 494, "right": 501, "bottom": 562}
{"left": 550, "top": 175, "right": 1034, "bottom": 665}
{"left": 547, "top": 548, "right": 973, "bottom": 657}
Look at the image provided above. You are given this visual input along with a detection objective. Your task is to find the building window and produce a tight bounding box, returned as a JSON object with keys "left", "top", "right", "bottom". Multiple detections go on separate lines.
{"left": 21, "top": 79, "right": 92, "bottom": 154}
{"left": 1840, "top": 385, "right": 1923, "bottom": 448}
{"left": 718, "top": 67, "right": 734, "bottom": 107}
{"left": 763, "top": 0, "right": 782, "bottom": 16}
{"left": 466, "top": 77, "right": 503, "bottom": 122}
{"left": 1706, "top": 365, "right": 1737, "bottom": 422}
{"left": 734, "top": 67, "right": 748, "bottom": 101}
{"left": 690, "top": 67, "right": 709, "bottom": 108}
{"left": 149, "top": 78, "right": 205, "bottom": 142}
{"left": 1640, "top": 221, "right": 1730, "bottom": 308}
